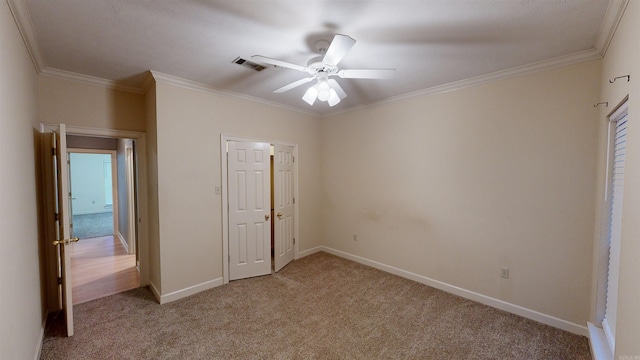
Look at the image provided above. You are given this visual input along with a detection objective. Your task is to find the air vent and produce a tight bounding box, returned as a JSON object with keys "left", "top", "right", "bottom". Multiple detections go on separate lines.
{"left": 232, "top": 57, "right": 266, "bottom": 71}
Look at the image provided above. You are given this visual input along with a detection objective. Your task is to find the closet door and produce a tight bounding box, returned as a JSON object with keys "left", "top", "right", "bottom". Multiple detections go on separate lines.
{"left": 228, "top": 141, "right": 271, "bottom": 280}
{"left": 273, "top": 144, "right": 295, "bottom": 272}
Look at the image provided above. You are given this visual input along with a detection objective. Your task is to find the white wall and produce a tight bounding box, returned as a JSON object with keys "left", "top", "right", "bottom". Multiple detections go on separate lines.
{"left": 152, "top": 80, "right": 323, "bottom": 296}
{"left": 70, "top": 153, "right": 112, "bottom": 215}
{"left": 594, "top": 1, "right": 640, "bottom": 357}
{"left": 320, "top": 60, "right": 601, "bottom": 328}
{"left": 0, "top": 1, "right": 45, "bottom": 359}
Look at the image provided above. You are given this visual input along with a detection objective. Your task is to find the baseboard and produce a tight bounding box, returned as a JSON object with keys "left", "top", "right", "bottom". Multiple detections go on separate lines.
{"left": 148, "top": 281, "right": 161, "bottom": 303}
{"left": 33, "top": 317, "right": 46, "bottom": 360}
{"left": 116, "top": 231, "right": 129, "bottom": 253}
{"left": 588, "top": 322, "right": 613, "bottom": 360}
{"left": 297, "top": 245, "right": 323, "bottom": 259}
{"left": 158, "top": 278, "right": 224, "bottom": 304}
{"left": 73, "top": 210, "right": 112, "bottom": 215}
{"left": 320, "top": 246, "right": 588, "bottom": 337}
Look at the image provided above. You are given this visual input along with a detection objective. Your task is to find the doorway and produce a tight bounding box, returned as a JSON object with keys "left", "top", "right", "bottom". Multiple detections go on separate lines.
{"left": 41, "top": 124, "right": 149, "bottom": 337}
{"left": 69, "top": 151, "right": 116, "bottom": 240}
{"left": 67, "top": 143, "right": 139, "bottom": 304}
{"left": 221, "top": 135, "right": 299, "bottom": 283}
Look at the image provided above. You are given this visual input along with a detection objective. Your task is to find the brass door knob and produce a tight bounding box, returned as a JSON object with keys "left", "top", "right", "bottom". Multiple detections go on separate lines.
{"left": 265, "top": 213, "right": 270, "bottom": 221}
{"left": 277, "top": 212, "right": 283, "bottom": 219}
{"left": 52, "top": 237, "right": 79, "bottom": 246}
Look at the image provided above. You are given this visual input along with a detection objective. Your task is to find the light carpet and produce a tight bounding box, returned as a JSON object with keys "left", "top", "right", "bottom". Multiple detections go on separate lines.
{"left": 41, "top": 252, "right": 590, "bottom": 359}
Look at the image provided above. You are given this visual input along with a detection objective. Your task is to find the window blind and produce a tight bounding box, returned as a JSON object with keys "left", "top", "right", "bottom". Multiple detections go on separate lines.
{"left": 602, "top": 111, "right": 628, "bottom": 355}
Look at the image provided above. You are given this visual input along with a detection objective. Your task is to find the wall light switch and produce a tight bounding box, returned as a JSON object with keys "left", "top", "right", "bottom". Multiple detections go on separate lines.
{"left": 501, "top": 267, "right": 510, "bottom": 279}
{"left": 215, "top": 186, "right": 221, "bottom": 195}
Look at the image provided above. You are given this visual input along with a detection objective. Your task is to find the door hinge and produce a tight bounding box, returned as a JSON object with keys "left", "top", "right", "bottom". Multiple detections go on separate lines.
{"left": 54, "top": 212, "right": 59, "bottom": 221}
{"left": 57, "top": 277, "right": 62, "bottom": 285}
{"left": 293, "top": 238, "right": 296, "bottom": 244}
{"left": 293, "top": 197, "right": 295, "bottom": 204}
{"left": 52, "top": 148, "right": 55, "bottom": 156}
{"left": 293, "top": 156, "right": 295, "bottom": 163}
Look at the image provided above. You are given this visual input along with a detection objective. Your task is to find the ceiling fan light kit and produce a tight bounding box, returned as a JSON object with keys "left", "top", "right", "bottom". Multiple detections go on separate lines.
{"left": 252, "top": 34, "right": 396, "bottom": 107}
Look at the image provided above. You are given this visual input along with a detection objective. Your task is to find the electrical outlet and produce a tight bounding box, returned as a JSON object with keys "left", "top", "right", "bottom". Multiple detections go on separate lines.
{"left": 353, "top": 234, "right": 358, "bottom": 241}
{"left": 501, "top": 267, "right": 510, "bottom": 279}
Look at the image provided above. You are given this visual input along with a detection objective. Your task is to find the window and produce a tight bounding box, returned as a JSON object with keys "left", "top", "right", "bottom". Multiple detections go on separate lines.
{"left": 601, "top": 99, "right": 628, "bottom": 356}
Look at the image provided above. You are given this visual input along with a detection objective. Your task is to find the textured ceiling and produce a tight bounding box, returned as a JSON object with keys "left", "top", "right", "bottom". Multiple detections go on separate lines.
{"left": 24, "top": 0, "right": 613, "bottom": 114}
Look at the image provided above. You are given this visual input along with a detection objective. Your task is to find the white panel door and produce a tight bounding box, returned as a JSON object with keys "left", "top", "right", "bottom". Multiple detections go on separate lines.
{"left": 274, "top": 144, "right": 295, "bottom": 272}
{"left": 52, "top": 124, "right": 79, "bottom": 336}
{"left": 228, "top": 141, "right": 271, "bottom": 280}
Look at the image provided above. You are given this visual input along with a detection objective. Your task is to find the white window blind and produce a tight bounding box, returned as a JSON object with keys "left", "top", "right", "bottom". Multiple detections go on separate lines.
{"left": 602, "top": 109, "right": 628, "bottom": 355}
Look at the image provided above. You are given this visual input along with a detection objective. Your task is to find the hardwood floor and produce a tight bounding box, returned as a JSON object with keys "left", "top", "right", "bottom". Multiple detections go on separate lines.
{"left": 70, "top": 235, "right": 139, "bottom": 305}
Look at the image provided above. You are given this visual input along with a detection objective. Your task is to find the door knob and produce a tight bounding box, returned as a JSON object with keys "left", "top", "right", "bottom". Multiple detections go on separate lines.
{"left": 277, "top": 212, "right": 283, "bottom": 219}
{"left": 52, "top": 237, "right": 79, "bottom": 246}
{"left": 265, "top": 213, "right": 270, "bottom": 221}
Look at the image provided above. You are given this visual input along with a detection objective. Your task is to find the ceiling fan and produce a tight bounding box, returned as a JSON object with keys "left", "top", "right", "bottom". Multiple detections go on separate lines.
{"left": 252, "top": 34, "right": 396, "bottom": 107}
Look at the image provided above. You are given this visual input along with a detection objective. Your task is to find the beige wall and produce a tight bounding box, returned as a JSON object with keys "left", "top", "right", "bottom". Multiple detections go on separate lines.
{"left": 595, "top": 1, "right": 640, "bottom": 357}
{"left": 39, "top": 76, "right": 146, "bottom": 132}
{"left": 152, "top": 81, "right": 322, "bottom": 295}
{"left": 144, "top": 83, "right": 162, "bottom": 293}
{"left": 320, "top": 60, "right": 601, "bottom": 327}
{"left": 0, "top": 2, "right": 45, "bottom": 359}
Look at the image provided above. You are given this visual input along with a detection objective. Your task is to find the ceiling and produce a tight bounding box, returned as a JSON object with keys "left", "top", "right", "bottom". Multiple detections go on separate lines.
{"left": 19, "top": 0, "right": 620, "bottom": 115}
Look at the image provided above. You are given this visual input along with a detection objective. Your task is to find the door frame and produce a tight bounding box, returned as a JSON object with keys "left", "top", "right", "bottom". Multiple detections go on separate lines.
{"left": 41, "top": 124, "right": 149, "bottom": 296}
{"left": 67, "top": 149, "right": 119, "bottom": 240}
{"left": 221, "top": 134, "right": 299, "bottom": 284}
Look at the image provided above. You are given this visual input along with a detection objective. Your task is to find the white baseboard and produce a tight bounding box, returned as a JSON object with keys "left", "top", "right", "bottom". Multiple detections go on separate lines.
{"left": 116, "top": 231, "right": 128, "bottom": 253}
{"left": 33, "top": 317, "right": 46, "bottom": 360}
{"left": 158, "top": 278, "right": 224, "bottom": 304}
{"left": 320, "top": 246, "right": 588, "bottom": 337}
{"left": 149, "top": 281, "right": 161, "bottom": 303}
{"left": 297, "top": 245, "right": 323, "bottom": 259}
{"left": 588, "top": 322, "right": 613, "bottom": 360}
{"left": 72, "top": 210, "right": 112, "bottom": 215}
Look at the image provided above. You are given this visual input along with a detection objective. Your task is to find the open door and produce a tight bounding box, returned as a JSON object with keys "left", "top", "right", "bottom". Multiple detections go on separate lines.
{"left": 227, "top": 141, "right": 271, "bottom": 281}
{"left": 52, "top": 124, "right": 79, "bottom": 336}
{"left": 273, "top": 144, "right": 295, "bottom": 272}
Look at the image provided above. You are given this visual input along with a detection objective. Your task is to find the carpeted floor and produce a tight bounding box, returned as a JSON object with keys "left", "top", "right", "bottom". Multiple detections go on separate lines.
{"left": 40, "top": 252, "right": 591, "bottom": 359}
{"left": 72, "top": 212, "right": 113, "bottom": 239}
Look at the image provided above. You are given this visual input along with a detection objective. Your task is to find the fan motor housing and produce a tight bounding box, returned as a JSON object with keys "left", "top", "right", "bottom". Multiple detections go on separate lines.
{"left": 307, "top": 56, "right": 338, "bottom": 75}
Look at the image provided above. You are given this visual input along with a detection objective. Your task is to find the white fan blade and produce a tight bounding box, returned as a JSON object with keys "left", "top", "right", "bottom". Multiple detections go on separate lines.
{"left": 302, "top": 85, "right": 318, "bottom": 105}
{"left": 251, "top": 55, "right": 307, "bottom": 72}
{"left": 323, "top": 34, "right": 356, "bottom": 66}
{"left": 338, "top": 69, "right": 396, "bottom": 79}
{"left": 327, "top": 79, "right": 347, "bottom": 99}
{"left": 327, "top": 89, "right": 341, "bottom": 107}
{"left": 274, "top": 77, "right": 315, "bottom": 93}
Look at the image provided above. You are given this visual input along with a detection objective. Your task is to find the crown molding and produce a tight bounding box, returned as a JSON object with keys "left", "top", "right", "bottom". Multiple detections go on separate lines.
{"left": 149, "top": 70, "right": 317, "bottom": 116}
{"left": 384, "top": 48, "right": 603, "bottom": 104}
{"left": 7, "top": 0, "right": 45, "bottom": 73}
{"left": 39, "top": 67, "right": 144, "bottom": 94}
{"left": 325, "top": 48, "right": 603, "bottom": 118}
{"left": 594, "top": 0, "right": 629, "bottom": 57}
{"left": 140, "top": 71, "right": 155, "bottom": 94}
